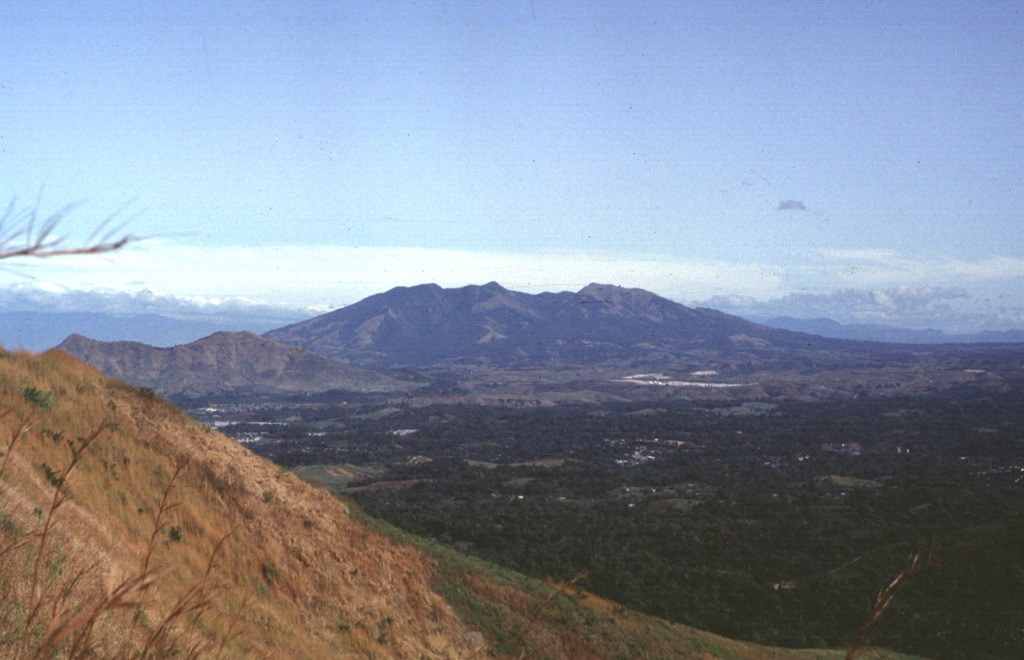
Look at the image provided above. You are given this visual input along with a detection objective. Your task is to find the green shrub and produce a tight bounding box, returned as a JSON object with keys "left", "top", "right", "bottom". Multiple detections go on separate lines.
{"left": 261, "top": 561, "right": 280, "bottom": 584}
{"left": 22, "top": 387, "right": 54, "bottom": 411}
{"left": 41, "top": 462, "right": 60, "bottom": 486}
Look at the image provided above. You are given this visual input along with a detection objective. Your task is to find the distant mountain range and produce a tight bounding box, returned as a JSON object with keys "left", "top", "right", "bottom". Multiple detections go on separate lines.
{"left": 0, "top": 311, "right": 291, "bottom": 351}
{"left": 56, "top": 331, "right": 408, "bottom": 396}
{"left": 755, "top": 315, "right": 1024, "bottom": 344}
{"left": 264, "top": 282, "right": 839, "bottom": 367}
{"left": 8, "top": 290, "right": 1022, "bottom": 359}
{"left": 48, "top": 283, "right": 1024, "bottom": 395}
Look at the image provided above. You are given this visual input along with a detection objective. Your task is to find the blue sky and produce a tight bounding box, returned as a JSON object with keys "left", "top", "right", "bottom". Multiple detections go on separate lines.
{"left": 2, "top": 1, "right": 1023, "bottom": 332}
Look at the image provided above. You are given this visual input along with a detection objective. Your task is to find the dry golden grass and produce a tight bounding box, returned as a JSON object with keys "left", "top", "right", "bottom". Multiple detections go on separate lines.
{"left": 0, "top": 348, "right": 484, "bottom": 659}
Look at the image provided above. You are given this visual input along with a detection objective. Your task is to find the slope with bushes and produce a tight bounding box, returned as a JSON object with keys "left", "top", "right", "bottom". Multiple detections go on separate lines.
{"left": 0, "top": 347, "right": 920, "bottom": 659}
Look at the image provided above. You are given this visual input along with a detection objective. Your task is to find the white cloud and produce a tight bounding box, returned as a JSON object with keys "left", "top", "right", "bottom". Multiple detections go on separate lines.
{"left": 817, "top": 248, "right": 902, "bottom": 261}
{"left": 0, "top": 282, "right": 309, "bottom": 325}
{"left": 3, "top": 240, "right": 789, "bottom": 308}
{"left": 800, "top": 250, "right": 1024, "bottom": 291}
{"left": 699, "top": 285, "right": 1024, "bottom": 333}
{"left": 4, "top": 241, "right": 1024, "bottom": 333}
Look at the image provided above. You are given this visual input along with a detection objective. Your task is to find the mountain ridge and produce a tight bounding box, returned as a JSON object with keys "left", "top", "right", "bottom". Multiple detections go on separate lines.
{"left": 0, "top": 310, "right": 296, "bottom": 351}
{"left": 264, "top": 282, "right": 837, "bottom": 367}
{"left": 756, "top": 315, "right": 1024, "bottom": 344}
{"left": 55, "top": 330, "right": 409, "bottom": 395}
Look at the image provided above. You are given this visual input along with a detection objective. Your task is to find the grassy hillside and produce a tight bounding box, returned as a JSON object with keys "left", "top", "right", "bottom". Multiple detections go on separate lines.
{"left": 0, "top": 348, "right": 922, "bottom": 659}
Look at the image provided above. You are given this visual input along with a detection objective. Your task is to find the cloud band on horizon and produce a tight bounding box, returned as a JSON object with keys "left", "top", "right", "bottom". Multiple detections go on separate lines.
{"left": 3, "top": 240, "right": 1024, "bottom": 334}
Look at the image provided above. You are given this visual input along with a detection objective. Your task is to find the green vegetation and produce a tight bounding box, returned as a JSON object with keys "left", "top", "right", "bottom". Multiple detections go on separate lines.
{"left": 21, "top": 386, "right": 54, "bottom": 411}
{"left": 290, "top": 463, "right": 385, "bottom": 492}
{"left": 350, "top": 507, "right": 905, "bottom": 660}
{"left": 215, "top": 393, "right": 1024, "bottom": 660}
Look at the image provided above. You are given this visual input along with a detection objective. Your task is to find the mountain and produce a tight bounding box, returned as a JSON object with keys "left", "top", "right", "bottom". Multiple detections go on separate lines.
{"left": 0, "top": 310, "right": 293, "bottom": 351}
{"left": 265, "top": 282, "right": 836, "bottom": 367}
{"left": 758, "top": 315, "right": 1024, "bottom": 344}
{"left": 55, "top": 330, "right": 409, "bottom": 395}
{"left": 0, "top": 339, "right": 915, "bottom": 658}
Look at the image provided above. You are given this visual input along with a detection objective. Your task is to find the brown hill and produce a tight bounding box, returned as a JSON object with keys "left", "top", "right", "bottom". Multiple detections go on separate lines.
{"left": 56, "top": 331, "right": 410, "bottom": 396}
{"left": 0, "top": 348, "right": 921, "bottom": 659}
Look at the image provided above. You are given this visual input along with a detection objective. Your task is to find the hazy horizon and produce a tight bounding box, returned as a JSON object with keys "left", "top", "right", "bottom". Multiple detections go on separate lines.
{"left": 4, "top": 280, "right": 1024, "bottom": 354}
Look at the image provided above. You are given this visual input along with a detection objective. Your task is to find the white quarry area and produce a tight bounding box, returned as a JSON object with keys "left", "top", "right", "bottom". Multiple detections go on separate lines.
{"left": 617, "top": 373, "right": 752, "bottom": 388}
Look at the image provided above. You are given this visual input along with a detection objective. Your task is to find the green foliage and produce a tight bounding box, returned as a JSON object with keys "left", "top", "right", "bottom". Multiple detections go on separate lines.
{"left": 265, "top": 394, "right": 1024, "bottom": 660}
{"left": 40, "top": 462, "right": 60, "bottom": 486}
{"left": 375, "top": 615, "right": 392, "bottom": 644}
{"left": 261, "top": 561, "right": 280, "bottom": 585}
{"left": 49, "top": 546, "right": 67, "bottom": 579}
{"left": 21, "top": 387, "right": 54, "bottom": 411}
{"left": 0, "top": 511, "right": 21, "bottom": 539}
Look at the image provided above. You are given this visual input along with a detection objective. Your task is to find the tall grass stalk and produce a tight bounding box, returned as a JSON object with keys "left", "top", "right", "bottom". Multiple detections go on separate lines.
{"left": 17, "top": 421, "right": 107, "bottom": 659}
{"left": 845, "top": 550, "right": 935, "bottom": 660}
{"left": 0, "top": 406, "right": 240, "bottom": 659}
{"left": 0, "top": 417, "right": 34, "bottom": 563}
